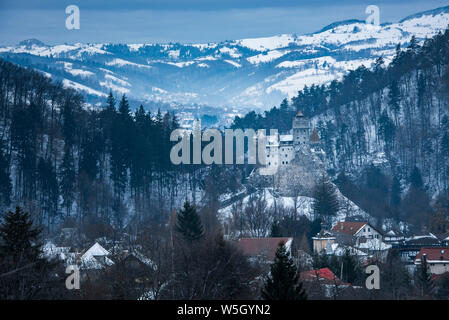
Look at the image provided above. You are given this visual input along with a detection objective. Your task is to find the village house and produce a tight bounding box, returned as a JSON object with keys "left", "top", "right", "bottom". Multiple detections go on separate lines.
{"left": 414, "top": 247, "right": 449, "bottom": 275}
{"left": 393, "top": 233, "right": 444, "bottom": 266}
{"left": 312, "top": 230, "right": 335, "bottom": 253}
{"left": 383, "top": 230, "right": 406, "bottom": 244}
{"left": 331, "top": 221, "right": 382, "bottom": 245}
{"left": 234, "top": 237, "right": 293, "bottom": 263}
{"left": 299, "top": 267, "right": 356, "bottom": 299}
{"left": 300, "top": 267, "right": 346, "bottom": 286}
{"left": 312, "top": 222, "right": 390, "bottom": 262}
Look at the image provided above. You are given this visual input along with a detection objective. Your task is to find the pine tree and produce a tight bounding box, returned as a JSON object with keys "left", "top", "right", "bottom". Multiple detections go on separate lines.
{"left": 106, "top": 90, "right": 116, "bottom": 112}
{"left": 0, "top": 207, "right": 41, "bottom": 264}
{"left": 407, "top": 35, "right": 419, "bottom": 53}
{"left": 176, "top": 201, "right": 204, "bottom": 242}
{"left": 0, "top": 206, "right": 65, "bottom": 299}
{"left": 312, "top": 176, "right": 340, "bottom": 226}
{"left": 261, "top": 243, "right": 307, "bottom": 300}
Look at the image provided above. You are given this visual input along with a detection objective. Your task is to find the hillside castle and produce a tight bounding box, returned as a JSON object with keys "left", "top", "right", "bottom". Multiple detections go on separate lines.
{"left": 265, "top": 110, "right": 322, "bottom": 168}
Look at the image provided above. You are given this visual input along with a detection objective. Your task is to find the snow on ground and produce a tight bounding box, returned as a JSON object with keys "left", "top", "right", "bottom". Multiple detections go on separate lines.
{"left": 67, "top": 68, "right": 95, "bottom": 78}
{"left": 267, "top": 68, "right": 343, "bottom": 97}
{"left": 106, "top": 58, "right": 152, "bottom": 69}
{"left": 166, "top": 61, "right": 195, "bottom": 68}
{"left": 247, "top": 49, "right": 290, "bottom": 64}
{"left": 62, "top": 79, "right": 107, "bottom": 97}
{"left": 99, "top": 80, "right": 130, "bottom": 94}
{"left": 236, "top": 34, "right": 296, "bottom": 51}
{"left": 128, "top": 43, "right": 145, "bottom": 52}
{"left": 276, "top": 56, "right": 337, "bottom": 69}
{"left": 224, "top": 59, "right": 242, "bottom": 68}
{"left": 104, "top": 73, "right": 130, "bottom": 86}
{"left": 218, "top": 186, "right": 372, "bottom": 227}
{"left": 41, "top": 241, "right": 71, "bottom": 261}
{"left": 219, "top": 47, "right": 242, "bottom": 58}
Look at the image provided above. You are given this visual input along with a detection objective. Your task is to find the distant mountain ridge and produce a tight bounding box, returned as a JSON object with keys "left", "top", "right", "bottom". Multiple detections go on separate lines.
{"left": 1, "top": 5, "right": 448, "bottom": 112}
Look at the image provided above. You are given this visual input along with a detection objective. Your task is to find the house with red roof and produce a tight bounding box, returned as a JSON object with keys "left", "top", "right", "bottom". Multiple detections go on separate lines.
{"left": 299, "top": 267, "right": 356, "bottom": 298}
{"left": 300, "top": 268, "right": 346, "bottom": 286}
{"left": 234, "top": 237, "right": 293, "bottom": 263}
{"left": 331, "top": 221, "right": 382, "bottom": 245}
{"left": 414, "top": 247, "right": 449, "bottom": 275}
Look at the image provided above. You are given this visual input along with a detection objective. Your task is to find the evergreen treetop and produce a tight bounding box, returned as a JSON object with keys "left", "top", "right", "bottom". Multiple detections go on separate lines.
{"left": 0, "top": 207, "right": 41, "bottom": 263}
{"left": 261, "top": 243, "right": 307, "bottom": 300}
{"left": 176, "top": 201, "right": 204, "bottom": 242}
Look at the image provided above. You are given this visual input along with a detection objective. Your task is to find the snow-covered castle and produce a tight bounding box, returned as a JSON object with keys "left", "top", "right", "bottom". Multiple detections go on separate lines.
{"left": 265, "top": 110, "right": 321, "bottom": 167}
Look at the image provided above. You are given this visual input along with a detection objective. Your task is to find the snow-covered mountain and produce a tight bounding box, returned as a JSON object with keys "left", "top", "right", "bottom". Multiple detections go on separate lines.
{"left": 1, "top": 6, "right": 448, "bottom": 110}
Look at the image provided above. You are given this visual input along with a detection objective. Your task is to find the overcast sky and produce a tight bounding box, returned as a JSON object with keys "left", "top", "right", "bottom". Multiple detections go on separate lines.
{"left": 0, "top": 0, "right": 448, "bottom": 45}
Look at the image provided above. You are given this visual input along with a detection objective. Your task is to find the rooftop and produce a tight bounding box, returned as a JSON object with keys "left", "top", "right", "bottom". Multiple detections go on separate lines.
{"left": 331, "top": 222, "right": 367, "bottom": 236}
{"left": 414, "top": 247, "right": 449, "bottom": 264}
{"left": 235, "top": 237, "right": 292, "bottom": 261}
{"left": 300, "top": 268, "right": 346, "bottom": 285}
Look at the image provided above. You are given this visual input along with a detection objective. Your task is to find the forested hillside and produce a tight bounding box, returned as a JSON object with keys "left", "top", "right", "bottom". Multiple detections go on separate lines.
{"left": 233, "top": 30, "right": 449, "bottom": 230}
{"left": 0, "top": 61, "right": 244, "bottom": 233}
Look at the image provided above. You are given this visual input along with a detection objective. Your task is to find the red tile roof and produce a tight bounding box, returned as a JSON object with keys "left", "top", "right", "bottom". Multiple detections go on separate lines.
{"left": 300, "top": 268, "right": 346, "bottom": 285}
{"left": 235, "top": 237, "right": 292, "bottom": 261}
{"left": 331, "top": 222, "right": 367, "bottom": 236}
{"left": 414, "top": 247, "right": 449, "bottom": 263}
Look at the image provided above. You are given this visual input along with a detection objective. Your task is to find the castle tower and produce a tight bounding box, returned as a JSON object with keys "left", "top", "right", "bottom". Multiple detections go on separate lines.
{"left": 292, "top": 110, "right": 310, "bottom": 152}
